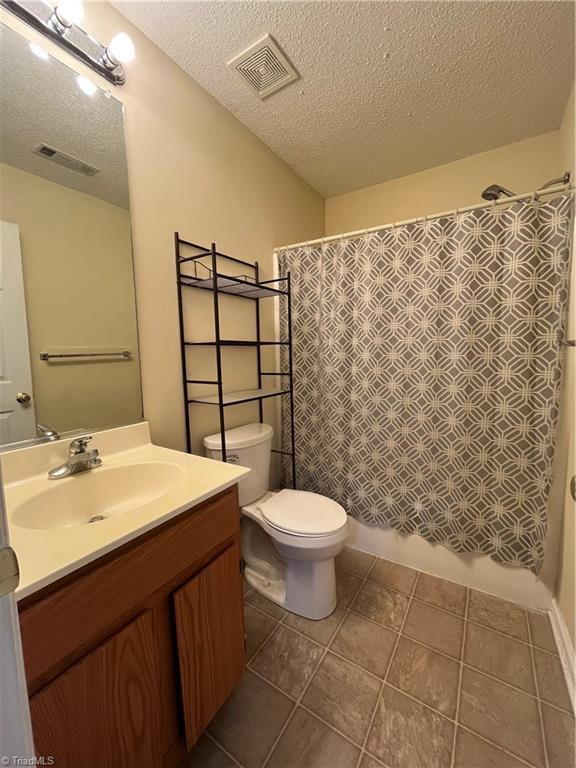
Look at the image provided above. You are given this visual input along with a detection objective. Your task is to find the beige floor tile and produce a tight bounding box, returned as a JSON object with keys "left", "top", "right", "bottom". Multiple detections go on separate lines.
{"left": 541, "top": 702, "right": 575, "bottom": 768}
{"left": 533, "top": 649, "right": 573, "bottom": 712}
{"left": 453, "top": 728, "right": 528, "bottom": 768}
{"left": 336, "top": 568, "right": 363, "bottom": 607}
{"left": 368, "top": 559, "right": 418, "bottom": 595}
{"left": 335, "top": 546, "right": 376, "bottom": 577}
{"left": 414, "top": 573, "right": 467, "bottom": 617}
{"left": 207, "top": 671, "right": 293, "bottom": 768}
{"left": 352, "top": 580, "right": 410, "bottom": 631}
{"left": 331, "top": 612, "right": 398, "bottom": 678}
{"left": 459, "top": 667, "right": 545, "bottom": 768}
{"left": 302, "top": 652, "right": 381, "bottom": 744}
{"left": 388, "top": 636, "right": 460, "bottom": 718}
{"left": 283, "top": 607, "right": 346, "bottom": 647}
{"left": 528, "top": 610, "right": 558, "bottom": 654}
{"left": 244, "top": 605, "right": 277, "bottom": 661}
{"left": 267, "top": 706, "right": 360, "bottom": 768}
{"left": 464, "top": 622, "right": 535, "bottom": 694}
{"left": 360, "top": 756, "right": 386, "bottom": 768}
{"left": 403, "top": 599, "right": 464, "bottom": 659}
{"left": 249, "top": 625, "right": 324, "bottom": 698}
{"left": 367, "top": 685, "right": 454, "bottom": 768}
{"left": 181, "top": 734, "right": 238, "bottom": 768}
{"left": 242, "top": 580, "right": 252, "bottom": 597}
{"left": 467, "top": 590, "right": 529, "bottom": 642}
{"left": 245, "top": 590, "right": 287, "bottom": 620}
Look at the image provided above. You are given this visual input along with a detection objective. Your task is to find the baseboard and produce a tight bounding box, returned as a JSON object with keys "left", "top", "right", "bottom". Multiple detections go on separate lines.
{"left": 550, "top": 598, "right": 576, "bottom": 713}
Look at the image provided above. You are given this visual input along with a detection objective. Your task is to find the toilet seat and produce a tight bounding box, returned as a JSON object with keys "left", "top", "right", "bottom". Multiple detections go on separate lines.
{"left": 259, "top": 489, "right": 347, "bottom": 537}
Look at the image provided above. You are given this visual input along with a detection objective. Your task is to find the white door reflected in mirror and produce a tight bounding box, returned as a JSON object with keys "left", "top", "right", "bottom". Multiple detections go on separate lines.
{"left": 0, "top": 221, "right": 37, "bottom": 445}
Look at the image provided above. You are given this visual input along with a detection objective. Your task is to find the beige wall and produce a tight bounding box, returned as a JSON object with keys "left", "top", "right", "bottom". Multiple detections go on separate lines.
{"left": 325, "top": 131, "right": 565, "bottom": 234}
{"left": 555, "top": 85, "right": 575, "bottom": 646}
{"left": 0, "top": 4, "right": 324, "bottom": 455}
{"left": 0, "top": 162, "right": 142, "bottom": 433}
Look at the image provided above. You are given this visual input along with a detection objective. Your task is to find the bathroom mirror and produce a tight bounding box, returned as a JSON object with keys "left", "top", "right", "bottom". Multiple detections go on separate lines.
{"left": 0, "top": 23, "right": 142, "bottom": 448}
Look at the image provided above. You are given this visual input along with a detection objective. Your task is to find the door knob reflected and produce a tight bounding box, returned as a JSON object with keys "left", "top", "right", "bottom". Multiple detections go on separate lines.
{"left": 16, "top": 392, "right": 32, "bottom": 405}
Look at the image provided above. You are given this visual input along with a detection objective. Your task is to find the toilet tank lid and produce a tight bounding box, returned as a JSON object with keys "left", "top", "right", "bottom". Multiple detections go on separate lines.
{"left": 203, "top": 422, "right": 273, "bottom": 450}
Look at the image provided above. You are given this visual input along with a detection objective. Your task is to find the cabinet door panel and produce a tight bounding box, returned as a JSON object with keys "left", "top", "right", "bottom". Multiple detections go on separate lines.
{"left": 30, "top": 610, "right": 161, "bottom": 768}
{"left": 174, "top": 542, "right": 245, "bottom": 748}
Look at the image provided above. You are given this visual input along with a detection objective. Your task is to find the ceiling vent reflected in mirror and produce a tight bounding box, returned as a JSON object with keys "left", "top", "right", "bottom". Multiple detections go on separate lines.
{"left": 33, "top": 143, "right": 100, "bottom": 177}
{"left": 228, "top": 34, "right": 298, "bottom": 99}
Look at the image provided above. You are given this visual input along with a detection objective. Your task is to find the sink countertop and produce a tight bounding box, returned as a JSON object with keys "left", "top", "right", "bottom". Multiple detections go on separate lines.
{"left": 2, "top": 422, "right": 250, "bottom": 600}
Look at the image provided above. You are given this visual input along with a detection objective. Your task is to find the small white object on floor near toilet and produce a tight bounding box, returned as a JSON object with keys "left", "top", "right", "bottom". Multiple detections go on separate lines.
{"left": 203, "top": 423, "right": 348, "bottom": 620}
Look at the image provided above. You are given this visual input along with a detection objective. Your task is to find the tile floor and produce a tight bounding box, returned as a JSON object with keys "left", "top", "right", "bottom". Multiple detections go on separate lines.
{"left": 184, "top": 548, "right": 575, "bottom": 768}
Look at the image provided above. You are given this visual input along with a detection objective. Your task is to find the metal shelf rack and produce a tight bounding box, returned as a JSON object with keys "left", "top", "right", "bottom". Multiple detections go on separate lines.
{"left": 175, "top": 234, "right": 296, "bottom": 486}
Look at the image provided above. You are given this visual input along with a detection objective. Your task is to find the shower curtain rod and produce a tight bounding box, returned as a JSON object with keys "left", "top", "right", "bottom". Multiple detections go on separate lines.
{"left": 273, "top": 181, "right": 574, "bottom": 252}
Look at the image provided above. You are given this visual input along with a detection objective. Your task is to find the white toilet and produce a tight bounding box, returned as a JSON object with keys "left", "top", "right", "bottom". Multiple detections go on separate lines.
{"left": 203, "top": 423, "right": 348, "bottom": 620}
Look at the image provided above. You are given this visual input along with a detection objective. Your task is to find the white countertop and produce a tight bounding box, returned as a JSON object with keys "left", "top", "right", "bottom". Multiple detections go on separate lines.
{"left": 1, "top": 422, "right": 250, "bottom": 600}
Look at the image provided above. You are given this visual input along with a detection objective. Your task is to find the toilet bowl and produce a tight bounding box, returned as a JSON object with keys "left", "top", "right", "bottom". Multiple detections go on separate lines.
{"left": 203, "top": 423, "right": 348, "bottom": 620}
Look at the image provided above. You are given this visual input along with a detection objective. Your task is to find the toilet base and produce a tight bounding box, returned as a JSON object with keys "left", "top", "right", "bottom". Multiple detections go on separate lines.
{"left": 244, "top": 565, "right": 286, "bottom": 607}
{"left": 241, "top": 516, "right": 342, "bottom": 620}
{"left": 283, "top": 557, "right": 337, "bottom": 620}
{"left": 245, "top": 559, "right": 337, "bottom": 620}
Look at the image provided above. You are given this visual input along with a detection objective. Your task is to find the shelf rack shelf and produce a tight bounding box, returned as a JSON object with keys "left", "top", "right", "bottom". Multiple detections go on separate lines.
{"left": 175, "top": 234, "right": 296, "bottom": 487}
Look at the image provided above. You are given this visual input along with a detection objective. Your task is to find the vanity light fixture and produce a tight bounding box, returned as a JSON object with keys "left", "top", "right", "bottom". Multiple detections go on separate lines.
{"left": 47, "top": 0, "right": 83, "bottom": 34}
{"left": 0, "top": 0, "right": 135, "bottom": 85}
{"left": 102, "top": 32, "right": 135, "bottom": 69}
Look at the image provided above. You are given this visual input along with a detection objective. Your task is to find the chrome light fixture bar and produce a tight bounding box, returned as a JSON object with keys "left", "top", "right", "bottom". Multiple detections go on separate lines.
{"left": 0, "top": 0, "right": 134, "bottom": 85}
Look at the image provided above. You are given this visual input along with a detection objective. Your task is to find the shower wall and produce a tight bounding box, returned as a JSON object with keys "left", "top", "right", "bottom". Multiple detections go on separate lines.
{"left": 326, "top": 130, "right": 565, "bottom": 235}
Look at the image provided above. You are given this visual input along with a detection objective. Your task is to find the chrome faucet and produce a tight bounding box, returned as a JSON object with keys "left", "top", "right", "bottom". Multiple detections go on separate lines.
{"left": 48, "top": 436, "right": 102, "bottom": 479}
{"left": 36, "top": 423, "right": 60, "bottom": 441}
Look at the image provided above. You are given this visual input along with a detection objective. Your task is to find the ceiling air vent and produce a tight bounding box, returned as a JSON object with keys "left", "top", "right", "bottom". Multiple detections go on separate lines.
{"left": 228, "top": 34, "right": 298, "bottom": 99}
{"left": 33, "top": 144, "right": 100, "bottom": 177}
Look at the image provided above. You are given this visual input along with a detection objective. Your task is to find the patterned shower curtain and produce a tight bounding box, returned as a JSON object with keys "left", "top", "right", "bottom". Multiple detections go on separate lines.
{"left": 278, "top": 195, "right": 573, "bottom": 573}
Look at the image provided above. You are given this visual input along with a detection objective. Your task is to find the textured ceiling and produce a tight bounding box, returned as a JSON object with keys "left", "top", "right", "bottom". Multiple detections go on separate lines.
{"left": 114, "top": 0, "right": 574, "bottom": 198}
{"left": 0, "top": 23, "right": 129, "bottom": 209}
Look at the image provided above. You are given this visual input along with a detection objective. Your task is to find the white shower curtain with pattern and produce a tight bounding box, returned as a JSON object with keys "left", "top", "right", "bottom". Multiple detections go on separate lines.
{"left": 277, "top": 195, "right": 573, "bottom": 573}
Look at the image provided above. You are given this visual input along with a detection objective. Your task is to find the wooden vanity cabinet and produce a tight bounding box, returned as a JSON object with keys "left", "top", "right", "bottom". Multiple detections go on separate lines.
{"left": 18, "top": 486, "right": 245, "bottom": 768}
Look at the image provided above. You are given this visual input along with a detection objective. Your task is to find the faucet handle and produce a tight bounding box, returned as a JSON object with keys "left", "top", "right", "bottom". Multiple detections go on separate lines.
{"left": 69, "top": 436, "right": 92, "bottom": 455}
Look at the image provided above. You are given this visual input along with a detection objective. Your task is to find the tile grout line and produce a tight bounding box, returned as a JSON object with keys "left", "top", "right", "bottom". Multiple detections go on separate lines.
{"left": 343, "top": 563, "right": 561, "bottom": 657}
{"left": 449, "top": 586, "right": 469, "bottom": 768}
{"left": 229, "top": 562, "right": 550, "bottom": 768}
{"left": 248, "top": 572, "right": 561, "bottom": 656}
{"left": 354, "top": 564, "right": 420, "bottom": 768}
{"left": 456, "top": 724, "right": 539, "bottom": 768}
{"left": 527, "top": 608, "right": 551, "bottom": 768}
{"left": 246, "top": 568, "right": 551, "bottom": 768}
{"left": 210, "top": 641, "right": 542, "bottom": 768}
{"left": 247, "top": 664, "right": 365, "bottom": 751}
{"left": 246, "top": 618, "right": 284, "bottom": 664}
{"left": 250, "top": 606, "right": 572, "bottom": 714}
{"left": 258, "top": 564, "right": 368, "bottom": 768}
{"left": 204, "top": 731, "right": 246, "bottom": 768}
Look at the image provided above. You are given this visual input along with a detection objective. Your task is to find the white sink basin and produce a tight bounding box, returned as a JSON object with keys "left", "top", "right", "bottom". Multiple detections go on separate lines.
{"left": 2, "top": 422, "right": 251, "bottom": 599}
{"left": 12, "top": 462, "right": 186, "bottom": 530}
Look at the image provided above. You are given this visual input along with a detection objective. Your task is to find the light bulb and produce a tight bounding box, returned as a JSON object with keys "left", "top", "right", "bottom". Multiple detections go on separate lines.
{"left": 55, "top": 0, "right": 84, "bottom": 27}
{"left": 107, "top": 33, "right": 135, "bottom": 64}
{"left": 77, "top": 75, "right": 97, "bottom": 96}
{"left": 29, "top": 42, "right": 49, "bottom": 60}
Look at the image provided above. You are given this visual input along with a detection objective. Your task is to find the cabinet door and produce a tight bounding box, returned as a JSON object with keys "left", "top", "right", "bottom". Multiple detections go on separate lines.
{"left": 29, "top": 610, "right": 161, "bottom": 768}
{"left": 174, "top": 543, "right": 245, "bottom": 748}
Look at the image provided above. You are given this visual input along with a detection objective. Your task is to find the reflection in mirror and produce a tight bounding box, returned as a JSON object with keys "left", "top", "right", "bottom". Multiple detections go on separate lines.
{"left": 0, "top": 23, "right": 142, "bottom": 448}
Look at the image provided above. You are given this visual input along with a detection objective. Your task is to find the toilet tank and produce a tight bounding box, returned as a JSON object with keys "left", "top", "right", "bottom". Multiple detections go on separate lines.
{"left": 203, "top": 423, "right": 273, "bottom": 506}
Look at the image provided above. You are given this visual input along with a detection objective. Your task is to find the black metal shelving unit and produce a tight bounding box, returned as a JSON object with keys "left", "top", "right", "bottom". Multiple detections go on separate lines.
{"left": 175, "top": 234, "right": 296, "bottom": 487}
